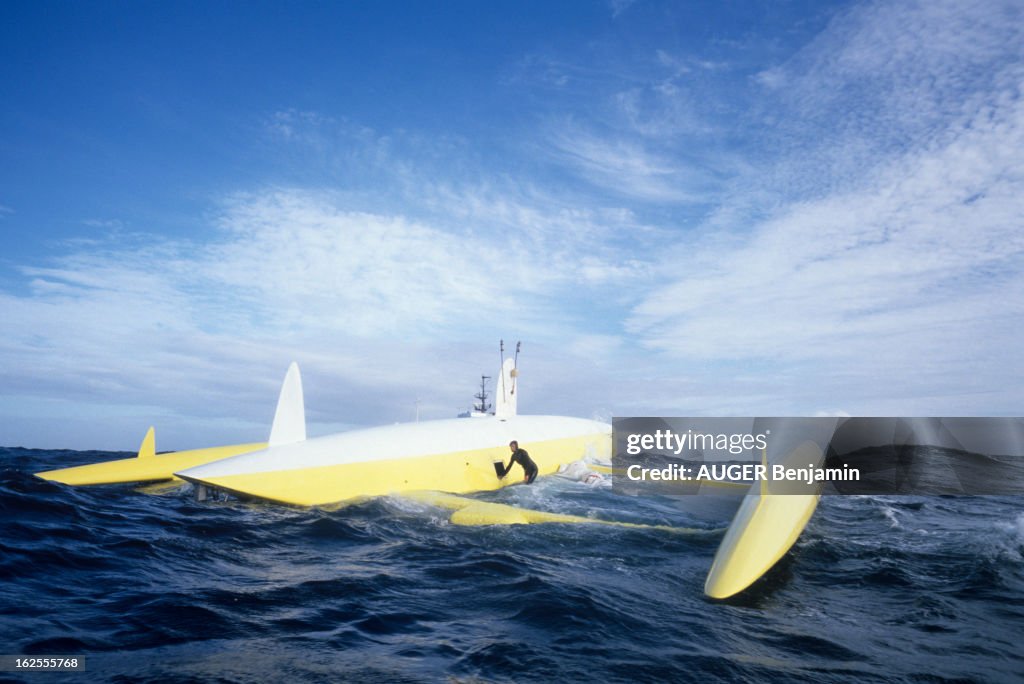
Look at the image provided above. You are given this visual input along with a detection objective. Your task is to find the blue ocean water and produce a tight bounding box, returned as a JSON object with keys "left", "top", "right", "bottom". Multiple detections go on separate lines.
{"left": 1, "top": 447, "right": 1023, "bottom": 683}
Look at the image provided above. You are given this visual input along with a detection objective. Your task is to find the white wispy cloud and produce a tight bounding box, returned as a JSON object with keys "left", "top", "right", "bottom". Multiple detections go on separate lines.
{"left": 608, "top": 0, "right": 638, "bottom": 18}
{"left": 546, "top": 126, "right": 717, "bottom": 203}
{"left": 81, "top": 219, "right": 125, "bottom": 230}
{"left": 748, "top": 0, "right": 1024, "bottom": 199}
{"left": 629, "top": 0, "right": 1024, "bottom": 414}
{"left": 0, "top": 174, "right": 654, "bottom": 447}
{"left": 3, "top": 0, "right": 1022, "bottom": 449}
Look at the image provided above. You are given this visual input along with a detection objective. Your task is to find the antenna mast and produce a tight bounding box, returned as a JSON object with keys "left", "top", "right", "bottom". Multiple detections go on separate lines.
{"left": 473, "top": 375, "right": 492, "bottom": 414}
{"left": 511, "top": 341, "right": 520, "bottom": 394}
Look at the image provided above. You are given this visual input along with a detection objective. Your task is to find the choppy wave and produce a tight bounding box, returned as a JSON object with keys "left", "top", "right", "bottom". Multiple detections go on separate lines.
{"left": 1, "top": 447, "right": 1022, "bottom": 683}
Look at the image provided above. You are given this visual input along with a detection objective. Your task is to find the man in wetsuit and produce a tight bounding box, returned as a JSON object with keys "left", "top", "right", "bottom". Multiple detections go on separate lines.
{"left": 498, "top": 440, "right": 539, "bottom": 484}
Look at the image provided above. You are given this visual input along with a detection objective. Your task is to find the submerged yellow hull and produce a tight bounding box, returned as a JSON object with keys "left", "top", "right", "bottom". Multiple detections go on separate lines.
{"left": 404, "top": 491, "right": 698, "bottom": 532}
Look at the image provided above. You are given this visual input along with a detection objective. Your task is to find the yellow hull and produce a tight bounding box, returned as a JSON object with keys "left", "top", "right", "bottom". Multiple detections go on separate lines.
{"left": 703, "top": 441, "right": 823, "bottom": 599}
{"left": 36, "top": 441, "right": 266, "bottom": 485}
{"left": 404, "top": 491, "right": 700, "bottom": 532}
{"left": 180, "top": 432, "right": 607, "bottom": 506}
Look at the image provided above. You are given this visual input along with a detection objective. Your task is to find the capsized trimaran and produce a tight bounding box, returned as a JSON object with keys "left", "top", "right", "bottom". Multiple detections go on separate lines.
{"left": 34, "top": 350, "right": 821, "bottom": 599}
{"left": 175, "top": 359, "right": 612, "bottom": 506}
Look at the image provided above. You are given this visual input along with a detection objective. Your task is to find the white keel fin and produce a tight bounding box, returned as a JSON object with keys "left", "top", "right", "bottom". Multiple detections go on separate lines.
{"left": 495, "top": 357, "right": 518, "bottom": 420}
{"left": 268, "top": 362, "right": 306, "bottom": 446}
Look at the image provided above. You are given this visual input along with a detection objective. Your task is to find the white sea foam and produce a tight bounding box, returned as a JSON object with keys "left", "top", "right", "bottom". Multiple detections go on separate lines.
{"left": 881, "top": 504, "right": 900, "bottom": 529}
{"left": 991, "top": 513, "right": 1024, "bottom": 563}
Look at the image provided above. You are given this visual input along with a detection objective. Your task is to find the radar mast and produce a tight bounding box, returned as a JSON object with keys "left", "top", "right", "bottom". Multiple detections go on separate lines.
{"left": 473, "top": 375, "right": 492, "bottom": 414}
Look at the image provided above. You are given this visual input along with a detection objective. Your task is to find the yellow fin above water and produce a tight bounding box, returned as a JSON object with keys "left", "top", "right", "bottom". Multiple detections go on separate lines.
{"left": 137, "top": 427, "right": 156, "bottom": 459}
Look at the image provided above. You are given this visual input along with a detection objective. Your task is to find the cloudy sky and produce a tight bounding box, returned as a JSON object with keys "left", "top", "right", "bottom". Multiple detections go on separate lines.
{"left": 1, "top": 0, "right": 1022, "bottom": 450}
